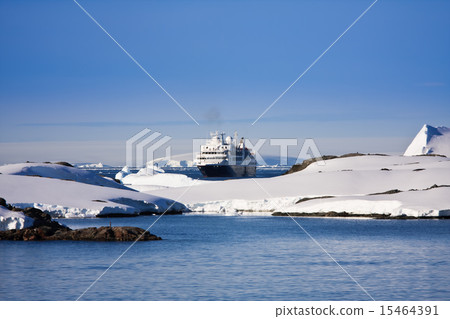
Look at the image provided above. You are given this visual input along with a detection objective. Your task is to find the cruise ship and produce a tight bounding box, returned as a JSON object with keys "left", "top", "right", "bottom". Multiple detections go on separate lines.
{"left": 196, "top": 132, "right": 257, "bottom": 177}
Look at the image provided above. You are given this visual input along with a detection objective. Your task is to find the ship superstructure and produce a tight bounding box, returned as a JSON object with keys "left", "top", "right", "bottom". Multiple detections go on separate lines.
{"left": 196, "top": 132, "right": 257, "bottom": 177}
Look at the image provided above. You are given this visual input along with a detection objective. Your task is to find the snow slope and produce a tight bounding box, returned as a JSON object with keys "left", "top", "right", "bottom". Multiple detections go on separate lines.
{"left": 115, "top": 166, "right": 131, "bottom": 180}
{"left": 404, "top": 124, "right": 450, "bottom": 157}
{"left": 0, "top": 163, "right": 127, "bottom": 190}
{"left": 147, "top": 155, "right": 450, "bottom": 217}
{"left": 0, "top": 206, "right": 34, "bottom": 231}
{"left": 121, "top": 173, "right": 209, "bottom": 192}
{"left": 0, "top": 164, "right": 186, "bottom": 218}
{"left": 279, "top": 187, "right": 450, "bottom": 217}
{"left": 118, "top": 166, "right": 211, "bottom": 192}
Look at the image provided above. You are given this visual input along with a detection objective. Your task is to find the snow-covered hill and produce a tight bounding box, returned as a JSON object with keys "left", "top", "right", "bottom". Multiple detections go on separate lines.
{"left": 0, "top": 163, "right": 186, "bottom": 218}
{"left": 121, "top": 172, "right": 209, "bottom": 192}
{"left": 404, "top": 124, "right": 450, "bottom": 157}
{"left": 0, "top": 163, "right": 127, "bottom": 189}
{"left": 279, "top": 187, "right": 450, "bottom": 218}
{"left": 147, "top": 155, "right": 450, "bottom": 217}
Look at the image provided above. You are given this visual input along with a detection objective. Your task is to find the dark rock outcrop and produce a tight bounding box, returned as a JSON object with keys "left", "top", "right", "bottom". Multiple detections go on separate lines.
{"left": 369, "top": 189, "right": 402, "bottom": 196}
{"left": 283, "top": 153, "right": 376, "bottom": 175}
{"left": 52, "top": 226, "right": 160, "bottom": 241}
{"left": 53, "top": 161, "right": 74, "bottom": 167}
{"left": 0, "top": 205, "right": 161, "bottom": 241}
{"left": 283, "top": 155, "right": 338, "bottom": 175}
{"left": 0, "top": 225, "right": 160, "bottom": 241}
{"left": 272, "top": 211, "right": 392, "bottom": 218}
{"left": 272, "top": 211, "right": 450, "bottom": 219}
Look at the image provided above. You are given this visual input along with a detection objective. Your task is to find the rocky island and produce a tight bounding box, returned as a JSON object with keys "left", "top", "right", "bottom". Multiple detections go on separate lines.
{"left": 0, "top": 198, "right": 161, "bottom": 241}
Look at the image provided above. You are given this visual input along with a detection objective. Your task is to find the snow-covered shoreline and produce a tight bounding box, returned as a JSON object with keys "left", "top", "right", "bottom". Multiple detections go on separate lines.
{"left": 1, "top": 125, "right": 449, "bottom": 222}
{"left": 1, "top": 155, "right": 449, "bottom": 222}
{"left": 0, "top": 163, "right": 186, "bottom": 219}
{"left": 145, "top": 154, "right": 450, "bottom": 218}
{"left": 278, "top": 186, "right": 450, "bottom": 218}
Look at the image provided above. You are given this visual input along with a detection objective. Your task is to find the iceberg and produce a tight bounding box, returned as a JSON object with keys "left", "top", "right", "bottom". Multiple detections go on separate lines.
{"left": 147, "top": 158, "right": 195, "bottom": 168}
{"left": 76, "top": 162, "right": 109, "bottom": 168}
{"left": 404, "top": 124, "right": 450, "bottom": 157}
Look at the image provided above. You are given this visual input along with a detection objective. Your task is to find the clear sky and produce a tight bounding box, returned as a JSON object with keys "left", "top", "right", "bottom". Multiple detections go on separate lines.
{"left": 0, "top": 0, "right": 449, "bottom": 164}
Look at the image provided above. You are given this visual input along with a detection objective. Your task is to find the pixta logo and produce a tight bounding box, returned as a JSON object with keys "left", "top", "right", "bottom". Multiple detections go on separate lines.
{"left": 126, "top": 128, "right": 172, "bottom": 170}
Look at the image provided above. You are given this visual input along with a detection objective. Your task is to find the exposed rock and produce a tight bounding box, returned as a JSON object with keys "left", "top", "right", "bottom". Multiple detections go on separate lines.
{"left": 283, "top": 153, "right": 366, "bottom": 175}
{"left": 369, "top": 189, "right": 402, "bottom": 196}
{"left": 272, "top": 211, "right": 450, "bottom": 219}
{"left": 339, "top": 152, "right": 367, "bottom": 158}
{"left": 425, "top": 184, "right": 450, "bottom": 190}
{"left": 417, "top": 154, "right": 446, "bottom": 157}
{"left": 50, "top": 226, "right": 160, "bottom": 241}
{"left": 53, "top": 161, "right": 74, "bottom": 167}
{"left": 0, "top": 205, "right": 161, "bottom": 241}
{"left": 283, "top": 155, "right": 338, "bottom": 175}
{"left": 295, "top": 196, "right": 335, "bottom": 204}
{"left": 0, "top": 197, "right": 7, "bottom": 207}
{"left": 272, "top": 211, "right": 391, "bottom": 218}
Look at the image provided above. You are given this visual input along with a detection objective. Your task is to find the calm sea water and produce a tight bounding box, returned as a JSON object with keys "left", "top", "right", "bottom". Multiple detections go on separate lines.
{"left": 1, "top": 215, "right": 449, "bottom": 301}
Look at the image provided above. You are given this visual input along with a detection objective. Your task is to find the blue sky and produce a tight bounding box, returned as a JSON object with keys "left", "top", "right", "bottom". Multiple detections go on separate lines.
{"left": 0, "top": 0, "right": 449, "bottom": 164}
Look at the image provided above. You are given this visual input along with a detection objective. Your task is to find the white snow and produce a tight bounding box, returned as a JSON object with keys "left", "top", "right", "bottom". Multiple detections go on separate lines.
{"left": 119, "top": 167, "right": 210, "bottom": 192}
{"left": 0, "top": 206, "right": 34, "bottom": 231}
{"left": 0, "top": 164, "right": 186, "bottom": 218}
{"left": 114, "top": 165, "right": 131, "bottom": 180}
{"left": 188, "top": 197, "right": 299, "bottom": 216}
{"left": 404, "top": 124, "right": 450, "bottom": 157}
{"left": 0, "top": 163, "right": 127, "bottom": 190}
{"left": 280, "top": 187, "right": 450, "bottom": 217}
{"left": 146, "top": 155, "right": 450, "bottom": 217}
{"left": 3, "top": 142, "right": 449, "bottom": 219}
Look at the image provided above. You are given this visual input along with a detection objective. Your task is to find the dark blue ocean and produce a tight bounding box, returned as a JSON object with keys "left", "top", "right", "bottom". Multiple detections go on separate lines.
{"left": 1, "top": 215, "right": 449, "bottom": 301}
